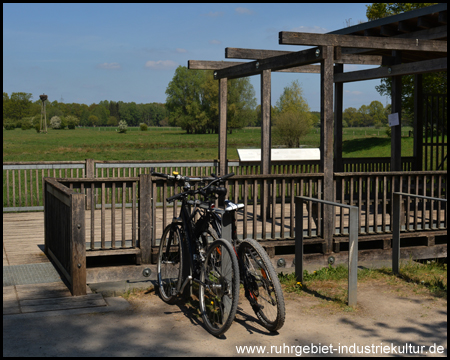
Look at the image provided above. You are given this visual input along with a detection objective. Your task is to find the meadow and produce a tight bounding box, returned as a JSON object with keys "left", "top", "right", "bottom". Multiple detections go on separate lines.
{"left": 3, "top": 126, "right": 415, "bottom": 162}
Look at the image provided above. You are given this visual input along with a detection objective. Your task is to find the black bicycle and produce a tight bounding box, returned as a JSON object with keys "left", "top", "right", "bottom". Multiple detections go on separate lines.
{"left": 151, "top": 169, "right": 240, "bottom": 337}
{"left": 197, "top": 174, "right": 286, "bottom": 332}
{"left": 152, "top": 169, "right": 285, "bottom": 333}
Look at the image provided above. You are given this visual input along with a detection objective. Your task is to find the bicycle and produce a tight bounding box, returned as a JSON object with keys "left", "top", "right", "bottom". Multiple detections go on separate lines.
{"left": 198, "top": 174, "right": 286, "bottom": 332}
{"left": 151, "top": 169, "right": 240, "bottom": 337}
{"left": 152, "top": 169, "right": 285, "bottom": 333}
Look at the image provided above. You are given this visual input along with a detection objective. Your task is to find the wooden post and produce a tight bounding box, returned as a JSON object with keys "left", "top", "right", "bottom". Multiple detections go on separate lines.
{"left": 85, "top": 159, "right": 95, "bottom": 210}
{"left": 413, "top": 74, "right": 423, "bottom": 171}
{"left": 334, "top": 63, "right": 344, "bottom": 201}
{"left": 320, "top": 46, "right": 335, "bottom": 254}
{"left": 219, "top": 78, "right": 228, "bottom": 176}
{"left": 70, "top": 192, "right": 86, "bottom": 296}
{"left": 139, "top": 174, "right": 152, "bottom": 264}
{"left": 261, "top": 69, "right": 272, "bottom": 176}
{"left": 391, "top": 51, "right": 402, "bottom": 173}
{"left": 261, "top": 69, "right": 272, "bottom": 220}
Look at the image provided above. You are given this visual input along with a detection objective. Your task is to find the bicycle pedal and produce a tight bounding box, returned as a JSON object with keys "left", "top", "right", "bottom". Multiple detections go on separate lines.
{"left": 171, "top": 288, "right": 178, "bottom": 296}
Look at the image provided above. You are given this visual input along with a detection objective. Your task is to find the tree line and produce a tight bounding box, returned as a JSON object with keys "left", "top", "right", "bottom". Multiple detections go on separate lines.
{"left": 3, "top": 92, "right": 168, "bottom": 129}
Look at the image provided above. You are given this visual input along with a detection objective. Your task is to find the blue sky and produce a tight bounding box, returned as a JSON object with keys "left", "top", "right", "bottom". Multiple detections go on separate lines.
{"left": 3, "top": 3, "right": 388, "bottom": 111}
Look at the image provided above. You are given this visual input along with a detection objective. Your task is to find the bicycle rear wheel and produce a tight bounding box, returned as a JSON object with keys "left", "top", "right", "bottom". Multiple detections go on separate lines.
{"left": 238, "top": 238, "right": 285, "bottom": 332}
{"left": 157, "top": 224, "right": 183, "bottom": 304}
{"left": 199, "top": 238, "right": 240, "bottom": 337}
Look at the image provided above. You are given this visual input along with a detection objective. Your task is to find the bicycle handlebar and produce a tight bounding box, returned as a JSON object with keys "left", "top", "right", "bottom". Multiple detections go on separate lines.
{"left": 150, "top": 168, "right": 234, "bottom": 203}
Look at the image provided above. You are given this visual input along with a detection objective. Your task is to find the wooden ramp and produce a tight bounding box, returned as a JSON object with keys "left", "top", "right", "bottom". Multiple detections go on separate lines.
{"left": 3, "top": 282, "right": 106, "bottom": 315}
{"left": 3, "top": 212, "right": 110, "bottom": 316}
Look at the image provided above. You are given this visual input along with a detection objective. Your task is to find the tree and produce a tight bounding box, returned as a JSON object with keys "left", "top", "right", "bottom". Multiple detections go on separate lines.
{"left": 272, "top": 80, "right": 314, "bottom": 147}
{"left": 165, "top": 66, "right": 207, "bottom": 134}
{"left": 368, "top": 100, "right": 387, "bottom": 128}
{"left": 201, "top": 71, "right": 257, "bottom": 133}
{"left": 366, "top": 3, "right": 446, "bottom": 121}
{"left": 8, "top": 92, "right": 33, "bottom": 121}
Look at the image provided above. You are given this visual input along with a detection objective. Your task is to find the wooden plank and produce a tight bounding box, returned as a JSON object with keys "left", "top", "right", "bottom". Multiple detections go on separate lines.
{"left": 20, "top": 293, "right": 106, "bottom": 313}
{"left": 279, "top": 31, "right": 447, "bottom": 52}
{"left": 15, "top": 282, "right": 72, "bottom": 300}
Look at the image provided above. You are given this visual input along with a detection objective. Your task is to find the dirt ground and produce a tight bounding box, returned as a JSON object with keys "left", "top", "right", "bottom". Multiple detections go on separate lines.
{"left": 3, "top": 279, "right": 447, "bottom": 357}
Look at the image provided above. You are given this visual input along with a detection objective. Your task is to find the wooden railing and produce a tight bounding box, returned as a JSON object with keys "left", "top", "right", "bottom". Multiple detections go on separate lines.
{"left": 44, "top": 175, "right": 154, "bottom": 293}
{"left": 333, "top": 171, "right": 447, "bottom": 236}
{"left": 44, "top": 178, "right": 86, "bottom": 296}
{"left": 4, "top": 157, "right": 416, "bottom": 212}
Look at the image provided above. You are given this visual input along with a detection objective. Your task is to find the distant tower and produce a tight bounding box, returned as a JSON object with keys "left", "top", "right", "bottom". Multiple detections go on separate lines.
{"left": 39, "top": 94, "right": 48, "bottom": 133}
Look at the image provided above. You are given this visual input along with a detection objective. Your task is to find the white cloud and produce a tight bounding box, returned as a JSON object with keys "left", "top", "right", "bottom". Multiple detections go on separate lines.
{"left": 289, "top": 25, "right": 328, "bottom": 34}
{"left": 145, "top": 60, "right": 178, "bottom": 70}
{"left": 235, "top": 7, "right": 254, "bottom": 15}
{"left": 209, "top": 39, "right": 221, "bottom": 45}
{"left": 97, "top": 62, "right": 121, "bottom": 70}
{"left": 176, "top": 48, "right": 187, "bottom": 53}
{"left": 345, "top": 90, "right": 363, "bottom": 96}
{"left": 202, "top": 11, "right": 224, "bottom": 17}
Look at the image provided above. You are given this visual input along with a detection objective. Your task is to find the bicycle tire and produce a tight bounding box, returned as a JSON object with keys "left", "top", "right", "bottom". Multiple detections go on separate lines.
{"left": 199, "top": 238, "right": 240, "bottom": 337}
{"left": 157, "top": 224, "right": 183, "bottom": 304}
{"left": 237, "top": 238, "right": 286, "bottom": 332}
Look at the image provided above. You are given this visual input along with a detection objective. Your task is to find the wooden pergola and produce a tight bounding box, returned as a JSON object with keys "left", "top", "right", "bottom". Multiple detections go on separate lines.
{"left": 189, "top": 4, "right": 447, "bottom": 252}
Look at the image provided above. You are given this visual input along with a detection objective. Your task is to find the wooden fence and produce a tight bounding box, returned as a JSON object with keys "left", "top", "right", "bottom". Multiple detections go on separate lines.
{"left": 44, "top": 175, "right": 154, "bottom": 294}
{"left": 3, "top": 157, "right": 415, "bottom": 212}
{"left": 44, "top": 178, "right": 86, "bottom": 296}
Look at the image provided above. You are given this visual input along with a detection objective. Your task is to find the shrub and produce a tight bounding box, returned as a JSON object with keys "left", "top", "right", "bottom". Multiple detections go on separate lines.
{"left": 117, "top": 120, "right": 127, "bottom": 133}
{"left": 66, "top": 115, "right": 79, "bottom": 130}
{"left": 50, "top": 116, "right": 62, "bottom": 129}
{"left": 385, "top": 126, "right": 392, "bottom": 138}
{"left": 139, "top": 123, "right": 148, "bottom": 131}
{"left": 34, "top": 123, "right": 41, "bottom": 132}
{"left": 272, "top": 110, "right": 314, "bottom": 148}
{"left": 4, "top": 123, "right": 15, "bottom": 130}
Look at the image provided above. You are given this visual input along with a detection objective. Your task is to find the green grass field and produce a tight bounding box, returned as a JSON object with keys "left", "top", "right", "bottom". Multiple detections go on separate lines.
{"left": 3, "top": 126, "right": 417, "bottom": 162}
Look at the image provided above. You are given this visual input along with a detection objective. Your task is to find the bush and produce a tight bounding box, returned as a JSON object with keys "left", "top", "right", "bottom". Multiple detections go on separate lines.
{"left": 50, "top": 116, "right": 62, "bottom": 129}
{"left": 272, "top": 110, "right": 313, "bottom": 148}
{"left": 139, "top": 123, "right": 148, "bottom": 131}
{"left": 66, "top": 115, "right": 79, "bottom": 130}
{"left": 34, "top": 123, "right": 41, "bottom": 132}
{"left": 4, "top": 123, "right": 15, "bottom": 130}
{"left": 117, "top": 120, "right": 127, "bottom": 133}
{"left": 385, "top": 127, "right": 391, "bottom": 138}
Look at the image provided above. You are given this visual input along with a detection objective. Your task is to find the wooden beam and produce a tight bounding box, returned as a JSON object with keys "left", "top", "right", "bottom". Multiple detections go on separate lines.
{"left": 279, "top": 31, "right": 447, "bottom": 53}
{"left": 260, "top": 70, "right": 271, "bottom": 175}
{"left": 189, "top": 59, "right": 320, "bottom": 73}
{"left": 214, "top": 47, "right": 321, "bottom": 80}
{"left": 218, "top": 78, "right": 227, "bottom": 176}
{"left": 320, "top": 46, "right": 335, "bottom": 254}
{"left": 391, "top": 51, "right": 402, "bottom": 174}
{"left": 226, "top": 47, "right": 383, "bottom": 65}
{"left": 334, "top": 57, "right": 447, "bottom": 83}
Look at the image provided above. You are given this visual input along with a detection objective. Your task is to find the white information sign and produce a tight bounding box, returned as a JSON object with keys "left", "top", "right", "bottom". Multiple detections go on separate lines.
{"left": 237, "top": 148, "right": 320, "bottom": 162}
{"left": 388, "top": 112, "right": 399, "bottom": 127}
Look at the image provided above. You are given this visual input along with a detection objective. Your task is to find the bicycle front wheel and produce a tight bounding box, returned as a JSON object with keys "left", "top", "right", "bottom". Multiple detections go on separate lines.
{"left": 238, "top": 238, "right": 285, "bottom": 332}
{"left": 157, "top": 224, "right": 183, "bottom": 304}
{"left": 199, "top": 238, "right": 240, "bottom": 337}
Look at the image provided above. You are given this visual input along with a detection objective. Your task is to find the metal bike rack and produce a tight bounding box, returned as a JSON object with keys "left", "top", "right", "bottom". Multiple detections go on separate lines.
{"left": 392, "top": 192, "right": 447, "bottom": 275}
{"left": 295, "top": 196, "right": 359, "bottom": 307}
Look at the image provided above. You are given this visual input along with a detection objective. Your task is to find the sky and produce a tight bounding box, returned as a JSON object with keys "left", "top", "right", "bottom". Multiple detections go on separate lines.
{"left": 3, "top": 3, "right": 388, "bottom": 112}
